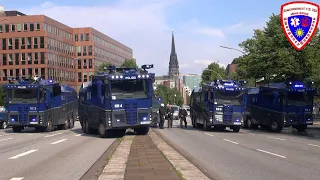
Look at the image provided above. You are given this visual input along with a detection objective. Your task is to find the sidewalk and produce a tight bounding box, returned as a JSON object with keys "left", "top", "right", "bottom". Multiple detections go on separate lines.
{"left": 98, "top": 129, "right": 210, "bottom": 180}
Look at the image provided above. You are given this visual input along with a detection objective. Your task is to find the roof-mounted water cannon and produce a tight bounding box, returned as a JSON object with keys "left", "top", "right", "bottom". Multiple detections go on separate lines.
{"left": 239, "top": 80, "right": 247, "bottom": 86}
{"left": 141, "top": 64, "right": 154, "bottom": 71}
{"left": 104, "top": 65, "right": 116, "bottom": 74}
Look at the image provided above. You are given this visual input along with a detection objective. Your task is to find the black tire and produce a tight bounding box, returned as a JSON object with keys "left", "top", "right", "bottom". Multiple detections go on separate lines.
{"left": 0, "top": 121, "right": 7, "bottom": 129}
{"left": 45, "top": 120, "right": 53, "bottom": 132}
{"left": 242, "top": 116, "right": 248, "bottom": 128}
{"left": 203, "top": 119, "right": 208, "bottom": 131}
{"left": 84, "top": 120, "right": 90, "bottom": 134}
{"left": 296, "top": 124, "right": 307, "bottom": 132}
{"left": 135, "top": 126, "right": 149, "bottom": 135}
{"left": 233, "top": 126, "right": 241, "bottom": 132}
{"left": 98, "top": 123, "right": 107, "bottom": 138}
{"left": 62, "top": 119, "right": 69, "bottom": 130}
{"left": 270, "top": 121, "right": 283, "bottom": 132}
{"left": 12, "top": 126, "right": 22, "bottom": 133}
{"left": 192, "top": 116, "right": 196, "bottom": 128}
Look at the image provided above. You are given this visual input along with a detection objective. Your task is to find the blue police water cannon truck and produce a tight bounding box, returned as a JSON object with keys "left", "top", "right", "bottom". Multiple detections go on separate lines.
{"left": 78, "top": 64, "right": 155, "bottom": 137}
{"left": 190, "top": 79, "right": 247, "bottom": 132}
{"left": 4, "top": 77, "right": 78, "bottom": 132}
{"left": 244, "top": 80, "right": 315, "bottom": 132}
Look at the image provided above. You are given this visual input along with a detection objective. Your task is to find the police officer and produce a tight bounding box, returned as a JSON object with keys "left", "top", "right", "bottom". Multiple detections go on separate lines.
{"left": 168, "top": 106, "right": 174, "bottom": 128}
{"left": 179, "top": 107, "right": 188, "bottom": 128}
{"left": 158, "top": 103, "right": 166, "bottom": 129}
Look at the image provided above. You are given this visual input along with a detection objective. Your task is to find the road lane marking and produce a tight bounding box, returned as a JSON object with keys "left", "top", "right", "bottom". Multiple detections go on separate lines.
{"left": 256, "top": 149, "right": 287, "bottom": 159}
{"left": 75, "top": 134, "right": 82, "bottom": 136}
{"left": 44, "top": 133, "right": 62, "bottom": 138}
{"left": 0, "top": 137, "right": 13, "bottom": 142}
{"left": 223, "top": 139, "right": 239, "bottom": 145}
{"left": 308, "top": 144, "right": 320, "bottom": 148}
{"left": 50, "top": 139, "right": 67, "bottom": 145}
{"left": 249, "top": 133, "right": 255, "bottom": 135}
{"left": 9, "top": 149, "right": 38, "bottom": 159}
{"left": 268, "top": 136, "right": 286, "bottom": 141}
{"left": 10, "top": 177, "right": 24, "bottom": 180}
{"left": 204, "top": 133, "right": 214, "bottom": 136}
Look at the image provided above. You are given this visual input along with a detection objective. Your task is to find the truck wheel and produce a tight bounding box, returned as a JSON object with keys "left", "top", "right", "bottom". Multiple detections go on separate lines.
{"left": 135, "top": 126, "right": 149, "bottom": 135}
{"left": 242, "top": 116, "right": 248, "bottom": 128}
{"left": 69, "top": 115, "right": 75, "bottom": 129}
{"left": 81, "top": 120, "right": 87, "bottom": 133}
{"left": 62, "top": 119, "right": 69, "bottom": 130}
{"left": 45, "top": 120, "right": 53, "bottom": 132}
{"left": 84, "top": 120, "right": 90, "bottom": 134}
{"left": 203, "top": 119, "right": 208, "bottom": 131}
{"left": 1, "top": 121, "right": 7, "bottom": 129}
{"left": 12, "top": 126, "right": 22, "bottom": 133}
{"left": 270, "top": 121, "right": 282, "bottom": 132}
{"left": 98, "top": 123, "right": 106, "bottom": 138}
{"left": 296, "top": 125, "right": 307, "bottom": 132}
{"left": 233, "top": 126, "right": 241, "bottom": 132}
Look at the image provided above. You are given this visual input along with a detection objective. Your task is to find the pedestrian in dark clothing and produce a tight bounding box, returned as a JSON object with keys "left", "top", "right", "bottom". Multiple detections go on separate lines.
{"left": 168, "top": 106, "right": 174, "bottom": 128}
{"left": 158, "top": 103, "right": 166, "bottom": 129}
{"left": 179, "top": 107, "right": 188, "bottom": 128}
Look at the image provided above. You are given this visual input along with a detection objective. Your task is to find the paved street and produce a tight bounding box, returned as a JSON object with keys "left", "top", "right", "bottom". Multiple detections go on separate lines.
{"left": 156, "top": 117, "right": 320, "bottom": 180}
{"left": 0, "top": 121, "right": 116, "bottom": 180}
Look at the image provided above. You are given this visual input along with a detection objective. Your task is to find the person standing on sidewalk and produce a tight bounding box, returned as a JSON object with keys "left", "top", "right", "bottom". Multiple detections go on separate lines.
{"left": 179, "top": 106, "right": 188, "bottom": 128}
{"left": 158, "top": 103, "right": 166, "bottom": 129}
{"left": 168, "top": 106, "right": 174, "bottom": 128}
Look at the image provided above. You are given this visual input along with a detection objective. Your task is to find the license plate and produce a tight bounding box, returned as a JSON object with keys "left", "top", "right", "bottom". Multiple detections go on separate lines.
{"left": 233, "top": 122, "right": 241, "bottom": 125}
{"left": 141, "top": 121, "right": 151, "bottom": 124}
{"left": 30, "top": 122, "right": 38, "bottom": 124}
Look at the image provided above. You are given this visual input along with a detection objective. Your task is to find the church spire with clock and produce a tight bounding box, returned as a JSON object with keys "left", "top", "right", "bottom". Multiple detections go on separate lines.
{"left": 168, "top": 30, "right": 179, "bottom": 78}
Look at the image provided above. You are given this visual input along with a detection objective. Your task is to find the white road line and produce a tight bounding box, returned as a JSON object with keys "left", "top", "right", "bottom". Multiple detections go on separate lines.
{"left": 204, "top": 133, "right": 214, "bottom": 136}
{"left": 249, "top": 133, "right": 255, "bottom": 135}
{"left": 44, "top": 133, "right": 62, "bottom": 138}
{"left": 268, "top": 136, "right": 286, "bottom": 141}
{"left": 9, "top": 149, "right": 38, "bottom": 159}
{"left": 10, "top": 177, "right": 24, "bottom": 180}
{"left": 75, "top": 134, "right": 82, "bottom": 136}
{"left": 0, "top": 134, "right": 3, "bottom": 137}
{"left": 0, "top": 137, "right": 13, "bottom": 142}
{"left": 256, "top": 149, "right": 287, "bottom": 159}
{"left": 308, "top": 144, "right": 320, "bottom": 148}
{"left": 28, "top": 134, "right": 34, "bottom": 136}
{"left": 223, "top": 139, "right": 239, "bottom": 145}
{"left": 50, "top": 139, "right": 67, "bottom": 145}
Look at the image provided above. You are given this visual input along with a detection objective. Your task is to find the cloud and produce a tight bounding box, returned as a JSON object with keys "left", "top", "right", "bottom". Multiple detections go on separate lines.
{"left": 20, "top": 1, "right": 253, "bottom": 76}
{"left": 225, "top": 21, "right": 266, "bottom": 34}
{"left": 194, "top": 60, "right": 226, "bottom": 68}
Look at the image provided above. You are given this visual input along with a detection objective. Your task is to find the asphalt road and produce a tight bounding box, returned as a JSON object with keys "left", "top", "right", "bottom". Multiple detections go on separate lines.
{"left": 0, "top": 121, "right": 116, "bottom": 180}
{"left": 156, "top": 118, "right": 320, "bottom": 180}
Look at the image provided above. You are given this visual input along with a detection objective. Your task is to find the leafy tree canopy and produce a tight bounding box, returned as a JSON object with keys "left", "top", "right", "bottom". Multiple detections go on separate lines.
{"left": 236, "top": 14, "right": 320, "bottom": 85}
{"left": 155, "top": 85, "right": 184, "bottom": 107}
{"left": 120, "top": 59, "right": 138, "bottom": 68}
{"left": 98, "top": 62, "right": 113, "bottom": 72}
{"left": 201, "top": 62, "right": 226, "bottom": 84}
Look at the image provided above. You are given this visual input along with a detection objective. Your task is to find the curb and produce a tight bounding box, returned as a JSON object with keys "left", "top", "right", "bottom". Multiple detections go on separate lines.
{"left": 98, "top": 136, "right": 135, "bottom": 180}
{"left": 149, "top": 129, "right": 210, "bottom": 180}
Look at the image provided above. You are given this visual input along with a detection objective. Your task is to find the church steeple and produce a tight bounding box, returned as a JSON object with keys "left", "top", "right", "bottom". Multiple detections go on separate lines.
{"left": 168, "top": 30, "right": 179, "bottom": 78}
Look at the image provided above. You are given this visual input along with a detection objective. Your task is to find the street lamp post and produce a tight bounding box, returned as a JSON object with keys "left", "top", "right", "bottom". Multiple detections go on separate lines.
{"left": 220, "top": 46, "right": 246, "bottom": 55}
{"left": 203, "top": 68, "right": 223, "bottom": 79}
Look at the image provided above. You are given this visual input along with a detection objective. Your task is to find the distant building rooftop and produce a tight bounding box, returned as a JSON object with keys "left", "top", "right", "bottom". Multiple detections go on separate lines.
{"left": 4, "top": 10, "right": 26, "bottom": 16}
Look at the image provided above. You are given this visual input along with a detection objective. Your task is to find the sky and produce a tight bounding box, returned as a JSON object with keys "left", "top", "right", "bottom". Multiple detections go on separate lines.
{"left": 0, "top": 0, "right": 319, "bottom": 76}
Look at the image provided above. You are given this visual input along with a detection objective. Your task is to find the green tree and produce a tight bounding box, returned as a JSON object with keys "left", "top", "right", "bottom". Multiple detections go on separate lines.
{"left": 201, "top": 62, "right": 226, "bottom": 84}
{"left": 98, "top": 62, "right": 113, "bottom": 72}
{"left": 236, "top": 14, "right": 320, "bottom": 84}
{"left": 120, "top": 59, "right": 138, "bottom": 68}
{"left": 0, "top": 85, "right": 5, "bottom": 107}
{"left": 155, "top": 85, "right": 184, "bottom": 106}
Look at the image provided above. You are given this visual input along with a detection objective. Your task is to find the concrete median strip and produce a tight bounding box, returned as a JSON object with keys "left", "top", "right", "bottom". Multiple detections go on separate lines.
{"left": 98, "top": 136, "right": 134, "bottom": 180}
{"left": 149, "top": 129, "right": 210, "bottom": 180}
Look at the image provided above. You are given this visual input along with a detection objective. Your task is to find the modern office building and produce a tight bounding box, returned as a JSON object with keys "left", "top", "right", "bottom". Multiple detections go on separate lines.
{"left": 0, "top": 8, "right": 133, "bottom": 91}
{"left": 182, "top": 74, "right": 201, "bottom": 90}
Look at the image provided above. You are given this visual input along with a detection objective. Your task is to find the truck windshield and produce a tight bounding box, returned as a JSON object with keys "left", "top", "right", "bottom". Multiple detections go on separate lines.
{"left": 287, "top": 91, "right": 313, "bottom": 106}
{"left": 111, "top": 79, "right": 148, "bottom": 99}
{"left": 214, "top": 90, "right": 244, "bottom": 105}
{"left": 7, "top": 88, "right": 38, "bottom": 103}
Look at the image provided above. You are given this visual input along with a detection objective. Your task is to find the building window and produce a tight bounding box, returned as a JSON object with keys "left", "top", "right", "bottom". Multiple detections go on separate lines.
{"left": 85, "top": 33, "right": 89, "bottom": 41}
{"left": 2, "top": 38, "right": 6, "bottom": 50}
{"left": 78, "top": 72, "right": 82, "bottom": 82}
{"left": 40, "top": 52, "right": 45, "bottom": 64}
{"left": 17, "top": 24, "right": 22, "bottom": 32}
{"left": 88, "top": 45, "right": 92, "bottom": 55}
{"left": 40, "top": 68, "right": 45, "bottom": 79}
{"left": 5, "top": 24, "right": 9, "bottom": 32}
{"left": 83, "top": 59, "right": 87, "bottom": 69}
{"left": 77, "top": 46, "right": 81, "bottom": 56}
{"left": 89, "top": 59, "right": 92, "bottom": 68}
{"left": 36, "top": 23, "right": 40, "bottom": 30}
{"left": 34, "top": 37, "right": 38, "bottom": 49}
{"left": 8, "top": 54, "right": 13, "bottom": 65}
{"left": 77, "top": 59, "right": 81, "bottom": 69}
{"left": 28, "top": 53, "right": 32, "bottom": 64}
{"left": 11, "top": 24, "right": 15, "bottom": 32}
{"left": 14, "top": 38, "right": 19, "bottom": 50}
{"left": 83, "top": 46, "right": 87, "bottom": 56}
{"left": 40, "top": 36, "right": 44, "bottom": 48}
{"left": 30, "top": 24, "right": 34, "bottom": 31}
{"left": 21, "top": 53, "right": 26, "bottom": 65}
{"left": 74, "top": 34, "right": 78, "bottom": 41}
{"left": 24, "top": 23, "right": 28, "bottom": 31}
{"left": 15, "top": 53, "right": 19, "bottom": 65}
{"left": 8, "top": 38, "right": 12, "bottom": 50}
{"left": 2, "top": 54, "right": 7, "bottom": 65}
{"left": 27, "top": 37, "right": 32, "bottom": 49}
{"left": 21, "top": 37, "right": 25, "bottom": 49}
{"left": 80, "top": 34, "right": 84, "bottom": 41}
{"left": 34, "top": 52, "right": 38, "bottom": 64}
{"left": 0, "top": 25, "right": 2, "bottom": 32}
{"left": 15, "top": 69, "right": 19, "bottom": 80}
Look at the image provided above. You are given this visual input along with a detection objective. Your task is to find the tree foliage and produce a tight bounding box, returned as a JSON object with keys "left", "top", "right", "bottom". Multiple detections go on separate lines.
{"left": 236, "top": 14, "right": 320, "bottom": 85}
{"left": 98, "top": 62, "right": 113, "bottom": 72}
{"left": 0, "top": 85, "right": 5, "bottom": 107}
{"left": 155, "top": 85, "right": 184, "bottom": 107}
{"left": 120, "top": 59, "right": 138, "bottom": 68}
{"left": 201, "top": 62, "right": 226, "bottom": 84}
